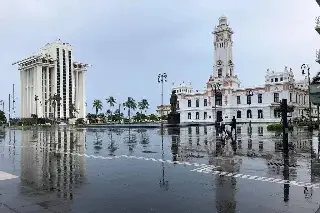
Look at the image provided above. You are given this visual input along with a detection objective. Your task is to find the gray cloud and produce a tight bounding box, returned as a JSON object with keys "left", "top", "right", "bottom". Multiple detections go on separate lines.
{"left": 1, "top": 0, "right": 320, "bottom": 115}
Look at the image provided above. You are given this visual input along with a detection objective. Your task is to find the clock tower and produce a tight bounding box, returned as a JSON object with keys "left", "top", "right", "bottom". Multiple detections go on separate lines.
{"left": 213, "top": 15, "right": 234, "bottom": 79}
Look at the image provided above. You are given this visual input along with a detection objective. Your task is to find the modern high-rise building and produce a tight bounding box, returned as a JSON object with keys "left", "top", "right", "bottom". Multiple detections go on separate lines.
{"left": 13, "top": 39, "right": 88, "bottom": 119}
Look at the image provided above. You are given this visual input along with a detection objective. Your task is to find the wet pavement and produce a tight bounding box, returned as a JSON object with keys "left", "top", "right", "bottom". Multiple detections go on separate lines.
{"left": 1, "top": 124, "right": 320, "bottom": 212}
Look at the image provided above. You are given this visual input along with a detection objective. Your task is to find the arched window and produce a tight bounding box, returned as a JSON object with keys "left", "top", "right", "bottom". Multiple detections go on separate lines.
{"left": 247, "top": 110, "right": 252, "bottom": 118}
{"left": 188, "top": 113, "right": 191, "bottom": 119}
{"left": 196, "top": 112, "right": 199, "bottom": 120}
{"left": 196, "top": 99, "right": 199, "bottom": 107}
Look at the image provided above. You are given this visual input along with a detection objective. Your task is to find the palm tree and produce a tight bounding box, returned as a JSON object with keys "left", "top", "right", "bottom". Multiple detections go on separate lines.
{"left": 48, "top": 94, "right": 61, "bottom": 124}
{"left": 138, "top": 99, "right": 149, "bottom": 114}
{"left": 93, "top": 99, "right": 103, "bottom": 115}
{"left": 106, "top": 96, "right": 116, "bottom": 114}
{"left": 69, "top": 103, "right": 79, "bottom": 119}
{"left": 123, "top": 97, "right": 137, "bottom": 122}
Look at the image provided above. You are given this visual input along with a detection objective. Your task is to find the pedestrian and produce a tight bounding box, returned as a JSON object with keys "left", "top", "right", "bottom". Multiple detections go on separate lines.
{"left": 221, "top": 119, "right": 226, "bottom": 134}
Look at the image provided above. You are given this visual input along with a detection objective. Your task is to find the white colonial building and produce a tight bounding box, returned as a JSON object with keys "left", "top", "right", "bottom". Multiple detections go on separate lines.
{"left": 13, "top": 39, "right": 88, "bottom": 120}
{"left": 174, "top": 16, "right": 317, "bottom": 123}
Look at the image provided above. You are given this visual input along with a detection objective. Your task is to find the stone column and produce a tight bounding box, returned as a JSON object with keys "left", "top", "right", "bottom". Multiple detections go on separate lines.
{"left": 46, "top": 67, "right": 50, "bottom": 118}
{"left": 20, "top": 69, "right": 24, "bottom": 118}
{"left": 26, "top": 69, "right": 29, "bottom": 117}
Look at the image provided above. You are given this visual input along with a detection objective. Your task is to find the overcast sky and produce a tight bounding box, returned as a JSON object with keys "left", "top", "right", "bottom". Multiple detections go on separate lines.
{"left": 1, "top": 0, "right": 320, "bottom": 115}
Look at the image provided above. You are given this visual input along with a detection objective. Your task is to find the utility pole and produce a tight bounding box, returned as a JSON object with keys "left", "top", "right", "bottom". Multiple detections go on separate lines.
{"left": 12, "top": 84, "right": 15, "bottom": 119}
{"left": 158, "top": 73, "right": 167, "bottom": 124}
{"left": 8, "top": 94, "right": 11, "bottom": 127}
{"left": 281, "top": 99, "right": 289, "bottom": 152}
{"left": 211, "top": 83, "right": 221, "bottom": 123}
{"left": 35, "top": 95, "right": 39, "bottom": 126}
{"left": 118, "top": 103, "right": 121, "bottom": 124}
{"left": 301, "top": 64, "right": 312, "bottom": 131}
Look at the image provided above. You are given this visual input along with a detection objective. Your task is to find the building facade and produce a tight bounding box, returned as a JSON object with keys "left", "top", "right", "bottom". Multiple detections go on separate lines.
{"left": 156, "top": 104, "right": 171, "bottom": 116}
{"left": 13, "top": 39, "right": 88, "bottom": 119}
{"left": 174, "top": 16, "right": 316, "bottom": 123}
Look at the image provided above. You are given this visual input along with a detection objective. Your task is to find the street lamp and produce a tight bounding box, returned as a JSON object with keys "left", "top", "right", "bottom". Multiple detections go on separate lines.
{"left": 211, "top": 83, "right": 221, "bottom": 123}
{"left": 158, "top": 73, "right": 167, "bottom": 122}
{"left": 301, "top": 64, "right": 312, "bottom": 130}
{"left": 246, "top": 90, "right": 254, "bottom": 132}
{"left": 34, "top": 95, "right": 39, "bottom": 125}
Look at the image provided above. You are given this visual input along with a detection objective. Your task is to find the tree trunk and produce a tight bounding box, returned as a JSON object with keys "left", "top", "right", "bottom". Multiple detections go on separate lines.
{"left": 129, "top": 108, "right": 131, "bottom": 123}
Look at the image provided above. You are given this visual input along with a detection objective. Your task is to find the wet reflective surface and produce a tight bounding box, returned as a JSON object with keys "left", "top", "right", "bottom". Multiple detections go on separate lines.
{"left": 1, "top": 124, "right": 320, "bottom": 212}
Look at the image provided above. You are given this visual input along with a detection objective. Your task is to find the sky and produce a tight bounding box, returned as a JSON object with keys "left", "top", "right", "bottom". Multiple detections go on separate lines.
{"left": 1, "top": 0, "right": 320, "bottom": 115}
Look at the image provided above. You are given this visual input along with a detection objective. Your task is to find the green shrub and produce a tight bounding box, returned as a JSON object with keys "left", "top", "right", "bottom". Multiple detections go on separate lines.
{"left": 267, "top": 123, "right": 293, "bottom": 131}
{"left": 75, "top": 118, "right": 86, "bottom": 126}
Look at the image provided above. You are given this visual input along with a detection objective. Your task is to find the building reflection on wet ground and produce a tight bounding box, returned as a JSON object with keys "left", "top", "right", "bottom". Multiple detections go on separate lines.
{"left": 0, "top": 124, "right": 320, "bottom": 212}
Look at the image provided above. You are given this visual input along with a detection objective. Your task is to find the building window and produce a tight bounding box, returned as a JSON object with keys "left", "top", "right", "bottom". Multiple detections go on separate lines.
{"left": 247, "top": 110, "right": 252, "bottom": 118}
{"left": 188, "top": 100, "right": 191, "bottom": 107}
{"left": 289, "top": 93, "right": 292, "bottom": 102}
{"left": 304, "top": 95, "right": 306, "bottom": 104}
{"left": 218, "top": 68, "right": 222, "bottom": 78}
{"left": 296, "top": 94, "right": 298, "bottom": 103}
{"left": 258, "top": 109, "right": 263, "bottom": 118}
{"left": 215, "top": 94, "right": 222, "bottom": 106}
{"left": 258, "top": 127, "right": 264, "bottom": 136}
{"left": 204, "top": 112, "right": 207, "bottom": 120}
{"left": 271, "top": 79, "right": 273, "bottom": 82}
{"left": 188, "top": 113, "right": 191, "bottom": 119}
{"left": 237, "top": 110, "right": 241, "bottom": 118}
{"left": 280, "top": 77, "right": 283, "bottom": 81}
{"left": 274, "top": 93, "right": 279, "bottom": 103}
{"left": 196, "top": 112, "right": 199, "bottom": 119}
{"left": 247, "top": 96, "right": 251, "bottom": 105}
{"left": 237, "top": 96, "right": 241, "bottom": 104}
{"left": 258, "top": 94, "right": 262, "bottom": 103}
{"left": 204, "top": 99, "right": 207, "bottom": 106}
{"left": 275, "top": 78, "right": 278, "bottom": 82}
{"left": 196, "top": 99, "right": 199, "bottom": 107}
{"left": 274, "top": 109, "right": 281, "bottom": 118}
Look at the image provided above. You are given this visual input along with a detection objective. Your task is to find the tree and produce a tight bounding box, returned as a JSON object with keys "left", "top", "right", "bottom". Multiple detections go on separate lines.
{"left": 138, "top": 99, "right": 149, "bottom": 114}
{"left": 69, "top": 103, "right": 79, "bottom": 119}
{"left": 123, "top": 97, "right": 137, "bottom": 122}
{"left": 149, "top": 114, "right": 158, "bottom": 121}
{"left": 93, "top": 99, "right": 103, "bottom": 115}
{"left": 106, "top": 96, "right": 116, "bottom": 115}
{"left": 0, "top": 110, "right": 6, "bottom": 125}
{"left": 48, "top": 94, "right": 61, "bottom": 124}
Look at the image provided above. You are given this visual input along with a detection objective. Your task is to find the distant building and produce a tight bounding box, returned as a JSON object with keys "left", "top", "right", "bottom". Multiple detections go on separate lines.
{"left": 156, "top": 104, "right": 171, "bottom": 116}
{"left": 13, "top": 39, "right": 88, "bottom": 119}
{"left": 174, "top": 16, "right": 316, "bottom": 123}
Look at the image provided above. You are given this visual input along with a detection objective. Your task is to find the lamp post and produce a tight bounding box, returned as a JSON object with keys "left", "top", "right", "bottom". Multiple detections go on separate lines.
{"left": 246, "top": 90, "right": 254, "bottom": 132}
{"left": 158, "top": 73, "right": 167, "bottom": 123}
{"left": 34, "top": 95, "right": 39, "bottom": 126}
{"left": 211, "top": 83, "right": 221, "bottom": 123}
{"left": 301, "top": 64, "right": 312, "bottom": 131}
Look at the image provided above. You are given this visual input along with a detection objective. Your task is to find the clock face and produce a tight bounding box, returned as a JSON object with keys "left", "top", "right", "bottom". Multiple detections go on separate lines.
{"left": 228, "top": 60, "right": 233, "bottom": 66}
{"left": 217, "top": 60, "right": 223, "bottom": 66}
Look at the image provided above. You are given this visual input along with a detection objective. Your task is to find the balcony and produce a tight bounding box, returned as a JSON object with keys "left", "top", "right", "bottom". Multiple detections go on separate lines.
{"left": 315, "top": 17, "right": 320, "bottom": 34}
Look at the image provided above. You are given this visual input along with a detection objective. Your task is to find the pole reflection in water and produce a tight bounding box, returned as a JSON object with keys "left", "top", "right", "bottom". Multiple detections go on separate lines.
{"left": 159, "top": 126, "right": 169, "bottom": 190}
{"left": 283, "top": 150, "right": 290, "bottom": 202}
{"left": 20, "top": 127, "right": 86, "bottom": 200}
